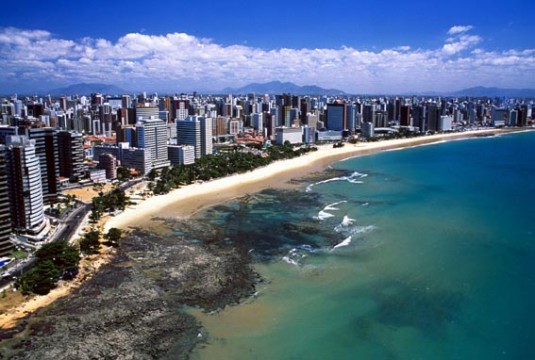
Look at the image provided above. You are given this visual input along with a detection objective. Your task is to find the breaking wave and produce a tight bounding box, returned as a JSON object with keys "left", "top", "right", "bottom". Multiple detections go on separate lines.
{"left": 306, "top": 172, "right": 368, "bottom": 192}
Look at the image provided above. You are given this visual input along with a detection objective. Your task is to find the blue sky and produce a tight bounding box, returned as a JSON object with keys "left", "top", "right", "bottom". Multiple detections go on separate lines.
{"left": 1, "top": 0, "right": 534, "bottom": 94}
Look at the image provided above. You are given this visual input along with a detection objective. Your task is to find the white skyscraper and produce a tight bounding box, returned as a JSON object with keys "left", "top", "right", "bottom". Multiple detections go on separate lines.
{"left": 136, "top": 118, "right": 170, "bottom": 169}
{"left": 4, "top": 135, "right": 46, "bottom": 236}
{"left": 199, "top": 117, "right": 213, "bottom": 157}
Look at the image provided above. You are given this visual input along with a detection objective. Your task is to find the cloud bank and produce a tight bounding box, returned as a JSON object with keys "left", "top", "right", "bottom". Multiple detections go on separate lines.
{"left": 0, "top": 25, "right": 534, "bottom": 94}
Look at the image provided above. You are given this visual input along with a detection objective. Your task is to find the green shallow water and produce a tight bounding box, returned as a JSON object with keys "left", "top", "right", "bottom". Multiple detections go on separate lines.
{"left": 189, "top": 131, "right": 535, "bottom": 360}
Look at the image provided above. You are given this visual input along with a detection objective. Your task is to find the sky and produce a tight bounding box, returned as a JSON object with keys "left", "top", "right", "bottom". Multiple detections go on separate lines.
{"left": 1, "top": 0, "right": 534, "bottom": 95}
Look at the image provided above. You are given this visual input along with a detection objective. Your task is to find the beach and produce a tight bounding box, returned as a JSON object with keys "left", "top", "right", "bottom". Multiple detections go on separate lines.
{"left": 106, "top": 129, "right": 509, "bottom": 232}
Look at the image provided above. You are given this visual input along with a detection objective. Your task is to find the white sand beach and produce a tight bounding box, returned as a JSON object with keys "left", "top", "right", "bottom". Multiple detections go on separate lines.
{"left": 105, "top": 128, "right": 510, "bottom": 231}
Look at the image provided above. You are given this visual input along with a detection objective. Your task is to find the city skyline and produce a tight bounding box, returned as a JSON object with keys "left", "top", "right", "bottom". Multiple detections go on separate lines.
{"left": 1, "top": 0, "right": 534, "bottom": 95}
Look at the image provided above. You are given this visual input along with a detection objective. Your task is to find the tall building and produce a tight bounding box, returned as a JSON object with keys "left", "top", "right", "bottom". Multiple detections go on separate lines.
{"left": 98, "top": 153, "right": 118, "bottom": 179}
{"left": 135, "top": 106, "right": 159, "bottom": 122}
{"left": 26, "top": 127, "right": 59, "bottom": 204}
{"left": 0, "top": 126, "right": 59, "bottom": 204}
{"left": 57, "top": 130, "right": 84, "bottom": 180}
{"left": 0, "top": 147, "right": 13, "bottom": 256}
{"left": 4, "top": 136, "right": 46, "bottom": 236}
{"left": 400, "top": 105, "right": 411, "bottom": 126}
{"left": 176, "top": 116, "right": 201, "bottom": 159}
{"left": 326, "top": 102, "right": 347, "bottom": 131}
{"left": 136, "top": 118, "right": 170, "bottom": 169}
{"left": 427, "top": 104, "right": 440, "bottom": 131}
{"left": 121, "top": 147, "right": 152, "bottom": 175}
{"left": 199, "top": 117, "right": 213, "bottom": 157}
{"left": 168, "top": 145, "right": 195, "bottom": 165}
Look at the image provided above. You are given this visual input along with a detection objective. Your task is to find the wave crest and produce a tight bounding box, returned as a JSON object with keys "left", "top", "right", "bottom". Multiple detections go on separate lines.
{"left": 306, "top": 171, "right": 368, "bottom": 192}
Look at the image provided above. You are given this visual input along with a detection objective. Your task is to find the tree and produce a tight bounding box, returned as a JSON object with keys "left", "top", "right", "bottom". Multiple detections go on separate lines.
{"left": 79, "top": 229, "right": 101, "bottom": 255}
{"left": 116, "top": 166, "right": 131, "bottom": 181}
{"left": 104, "top": 228, "right": 123, "bottom": 247}
{"left": 16, "top": 242, "right": 81, "bottom": 295}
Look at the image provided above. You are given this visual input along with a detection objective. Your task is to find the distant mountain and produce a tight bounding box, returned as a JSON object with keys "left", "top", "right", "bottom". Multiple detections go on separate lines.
{"left": 450, "top": 86, "right": 535, "bottom": 98}
{"left": 222, "top": 81, "right": 345, "bottom": 95}
{"left": 48, "top": 83, "right": 127, "bottom": 96}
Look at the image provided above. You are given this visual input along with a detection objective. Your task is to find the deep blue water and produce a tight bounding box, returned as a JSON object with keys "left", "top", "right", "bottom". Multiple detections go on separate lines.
{"left": 191, "top": 131, "right": 535, "bottom": 360}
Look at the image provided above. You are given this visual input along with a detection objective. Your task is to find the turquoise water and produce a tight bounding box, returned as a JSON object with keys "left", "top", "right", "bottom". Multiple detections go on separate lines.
{"left": 190, "top": 131, "right": 535, "bottom": 360}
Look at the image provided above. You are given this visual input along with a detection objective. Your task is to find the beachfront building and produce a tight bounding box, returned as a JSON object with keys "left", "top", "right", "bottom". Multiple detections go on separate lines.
{"left": 326, "top": 102, "right": 347, "bottom": 131}
{"left": 168, "top": 145, "right": 195, "bottom": 165}
{"left": 274, "top": 126, "right": 303, "bottom": 145}
{"left": 0, "top": 147, "right": 13, "bottom": 256}
{"left": 4, "top": 136, "right": 48, "bottom": 238}
{"left": 98, "top": 153, "right": 118, "bottom": 179}
{"left": 0, "top": 126, "right": 59, "bottom": 204}
{"left": 136, "top": 118, "right": 170, "bottom": 169}
{"left": 199, "top": 116, "right": 213, "bottom": 157}
{"left": 57, "top": 130, "right": 85, "bottom": 181}
{"left": 439, "top": 116, "right": 453, "bottom": 131}
{"left": 361, "top": 121, "right": 375, "bottom": 138}
{"left": 176, "top": 116, "right": 201, "bottom": 159}
{"left": 89, "top": 169, "right": 107, "bottom": 183}
{"left": 121, "top": 147, "right": 152, "bottom": 175}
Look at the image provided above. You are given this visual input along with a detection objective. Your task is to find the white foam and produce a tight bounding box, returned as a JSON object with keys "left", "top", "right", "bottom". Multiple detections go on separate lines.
{"left": 314, "top": 210, "right": 335, "bottom": 220}
{"left": 341, "top": 215, "right": 355, "bottom": 226}
{"left": 332, "top": 236, "right": 352, "bottom": 250}
{"left": 306, "top": 172, "right": 367, "bottom": 192}
{"left": 282, "top": 248, "right": 306, "bottom": 266}
{"left": 282, "top": 256, "right": 300, "bottom": 266}
{"left": 324, "top": 200, "right": 347, "bottom": 211}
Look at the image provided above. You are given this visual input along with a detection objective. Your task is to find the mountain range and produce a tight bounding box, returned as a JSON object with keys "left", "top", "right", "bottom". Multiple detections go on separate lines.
{"left": 222, "top": 81, "right": 346, "bottom": 96}
{"left": 48, "top": 83, "right": 127, "bottom": 96}
{"left": 447, "top": 86, "right": 535, "bottom": 98}
{"left": 44, "top": 82, "right": 535, "bottom": 98}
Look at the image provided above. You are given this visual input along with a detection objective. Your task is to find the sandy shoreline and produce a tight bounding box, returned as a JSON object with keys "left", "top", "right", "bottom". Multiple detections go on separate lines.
{"left": 0, "top": 128, "right": 524, "bottom": 331}
{"left": 105, "top": 128, "right": 516, "bottom": 232}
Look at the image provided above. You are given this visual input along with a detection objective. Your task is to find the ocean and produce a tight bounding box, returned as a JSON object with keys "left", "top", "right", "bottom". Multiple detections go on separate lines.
{"left": 189, "top": 131, "right": 535, "bottom": 360}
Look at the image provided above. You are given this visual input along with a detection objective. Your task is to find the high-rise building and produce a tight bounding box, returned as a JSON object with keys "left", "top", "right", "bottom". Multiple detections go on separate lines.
{"left": 427, "top": 104, "right": 440, "bottom": 131}
{"left": 98, "top": 153, "right": 118, "bottom": 179}
{"left": 121, "top": 147, "right": 152, "bottom": 175}
{"left": 0, "top": 147, "right": 13, "bottom": 256}
{"left": 400, "top": 105, "right": 411, "bottom": 126}
{"left": 326, "top": 102, "right": 347, "bottom": 131}
{"left": 25, "top": 127, "right": 59, "bottom": 204}
{"left": 57, "top": 130, "right": 84, "bottom": 180}
{"left": 176, "top": 116, "right": 201, "bottom": 159}
{"left": 136, "top": 118, "right": 170, "bottom": 169}
{"left": 4, "top": 136, "right": 46, "bottom": 236}
{"left": 199, "top": 117, "right": 213, "bottom": 157}
{"left": 135, "top": 106, "right": 159, "bottom": 122}
{"left": 214, "top": 116, "right": 229, "bottom": 136}
{"left": 0, "top": 126, "right": 59, "bottom": 204}
{"left": 168, "top": 145, "right": 195, "bottom": 165}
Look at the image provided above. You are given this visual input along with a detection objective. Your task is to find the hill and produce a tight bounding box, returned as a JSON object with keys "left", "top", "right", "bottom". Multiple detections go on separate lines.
{"left": 222, "top": 81, "right": 345, "bottom": 95}
{"left": 450, "top": 86, "right": 535, "bottom": 98}
{"left": 48, "top": 83, "right": 127, "bottom": 96}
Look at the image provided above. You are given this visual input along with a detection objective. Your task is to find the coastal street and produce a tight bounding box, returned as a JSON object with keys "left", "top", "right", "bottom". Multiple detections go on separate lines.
{"left": 0, "top": 178, "right": 145, "bottom": 291}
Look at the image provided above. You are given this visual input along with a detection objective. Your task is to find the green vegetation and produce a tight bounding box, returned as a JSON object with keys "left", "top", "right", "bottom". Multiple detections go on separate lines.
{"left": 103, "top": 227, "right": 123, "bottom": 247}
{"left": 90, "top": 187, "right": 129, "bottom": 223}
{"left": 79, "top": 229, "right": 101, "bottom": 255}
{"left": 15, "top": 242, "right": 80, "bottom": 295}
{"left": 116, "top": 166, "right": 132, "bottom": 181}
{"left": 151, "top": 144, "right": 317, "bottom": 195}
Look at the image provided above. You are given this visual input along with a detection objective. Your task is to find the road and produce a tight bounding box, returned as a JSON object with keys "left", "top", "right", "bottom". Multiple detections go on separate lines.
{"left": 0, "top": 178, "right": 145, "bottom": 290}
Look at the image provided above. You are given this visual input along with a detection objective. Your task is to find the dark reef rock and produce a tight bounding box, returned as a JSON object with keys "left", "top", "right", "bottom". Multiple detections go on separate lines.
{"left": 1, "top": 226, "right": 260, "bottom": 360}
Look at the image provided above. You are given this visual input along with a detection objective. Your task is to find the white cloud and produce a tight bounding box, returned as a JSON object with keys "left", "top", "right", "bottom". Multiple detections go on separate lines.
{"left": 442, "top": 34, "right": 482, "bottom": 55}
{"left": 447, "top": 25, "right": 474, "bottom": 35}
{"left": 0, "top": 26, "right": 534, "bottom": 94}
